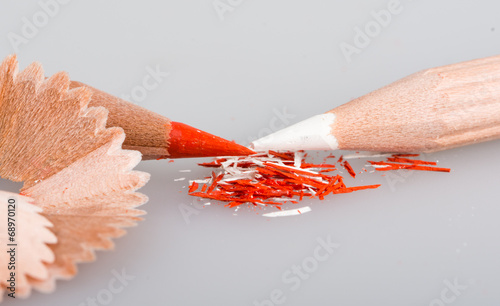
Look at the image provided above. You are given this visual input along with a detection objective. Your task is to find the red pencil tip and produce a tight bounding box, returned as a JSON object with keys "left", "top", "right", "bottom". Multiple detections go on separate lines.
{"left": 167, "top": 122, "right": 255, "bottom": 158}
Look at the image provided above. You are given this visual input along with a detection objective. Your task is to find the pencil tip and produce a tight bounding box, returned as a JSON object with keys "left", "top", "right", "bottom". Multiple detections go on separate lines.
{"left": 250, "top": 114, "right": 339, "bottom": 151}
{"left": 167, "top": 122, "right": 255, "bottom": 158}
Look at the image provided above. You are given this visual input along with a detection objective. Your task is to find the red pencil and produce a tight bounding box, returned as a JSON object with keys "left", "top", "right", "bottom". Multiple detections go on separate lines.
{"left": 70, "top": 81, "right": 254, "bottom": 159}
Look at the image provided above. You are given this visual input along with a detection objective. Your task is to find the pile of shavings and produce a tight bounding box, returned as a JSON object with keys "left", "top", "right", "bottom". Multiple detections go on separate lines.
{"left": 188, "top": 151, "right": 381, "bottom": 209}
{"left": 187, "top": 151, "right": 451, "bottom": 210}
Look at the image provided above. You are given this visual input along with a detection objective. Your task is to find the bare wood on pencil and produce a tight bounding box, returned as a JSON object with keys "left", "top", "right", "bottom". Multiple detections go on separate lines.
{"left": 69, "top": 81, "right": 172, "bottom": 159}
{"left": 331, "top": 55, "right": 500, "bottom": 152}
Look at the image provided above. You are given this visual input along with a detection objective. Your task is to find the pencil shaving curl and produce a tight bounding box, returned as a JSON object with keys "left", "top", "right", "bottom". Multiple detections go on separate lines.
{"left": 0, "top": 55, "right": 150, "bottom": 301}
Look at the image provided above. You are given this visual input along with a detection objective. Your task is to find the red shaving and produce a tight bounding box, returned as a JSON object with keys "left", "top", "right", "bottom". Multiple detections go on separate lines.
{"left": 188, "top": 182, "right": 199, "bottom": 193}
{"left": 301, "top": 163, "right": 336, "bottom": 169}
{"left": 342, "top": 160, "right": 356, "bottom": 178}
{"left": 386, "top": 157, "right": 437, "bottom": 165}
{"left": 198, "top": 158, "right": 227, "bottom": 167}
{"left": 368, "top": 154, "right": 450, "bottom": 173}
{"left": 268, "top": 150, "right": 294, "bottom": 160}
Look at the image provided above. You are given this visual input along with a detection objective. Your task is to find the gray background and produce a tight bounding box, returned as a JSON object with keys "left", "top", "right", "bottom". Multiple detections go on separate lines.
{"left": 1, "top": 0, "right": 500, "bottom": 305}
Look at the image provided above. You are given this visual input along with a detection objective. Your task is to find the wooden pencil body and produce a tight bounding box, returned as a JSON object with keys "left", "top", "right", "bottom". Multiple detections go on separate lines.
{"left": 69, "top": 81, "right": 171, "bottom": 159}
{"left": 331, "top": 55, "right": 500, "bottom": 152}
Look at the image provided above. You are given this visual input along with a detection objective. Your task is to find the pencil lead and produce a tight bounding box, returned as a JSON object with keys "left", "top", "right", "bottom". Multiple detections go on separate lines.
{"left": 250, "top": 113, "right": 339, "bottom": 151}
{"left": 167, "top": 122, "right": 255, "bottom": 158}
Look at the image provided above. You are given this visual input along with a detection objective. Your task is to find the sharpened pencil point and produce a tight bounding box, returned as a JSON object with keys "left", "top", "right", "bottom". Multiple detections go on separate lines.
{"left": 168, "top": 122, "right": 255, "bottom": 158}
{"left": 250, "top": 113, "right": 339, "bottom": 151}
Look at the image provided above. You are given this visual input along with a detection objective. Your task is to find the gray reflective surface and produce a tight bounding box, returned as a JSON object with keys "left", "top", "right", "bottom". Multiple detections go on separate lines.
{"left": 1, "top": 1, "right": 499, "bottom": 305}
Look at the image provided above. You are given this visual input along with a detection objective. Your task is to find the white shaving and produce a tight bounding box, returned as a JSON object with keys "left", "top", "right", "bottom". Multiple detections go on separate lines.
{"left": 263, "top": 206, "right": 312, "bottom": 217}
{"left": 369, "top": 164, "right": 391, "bottom": 168}
{"left": 294, "top": 151, "right": 304, "bottom": 168}
{"left": 190, "top": 179, "right": 211, "bottom": 184}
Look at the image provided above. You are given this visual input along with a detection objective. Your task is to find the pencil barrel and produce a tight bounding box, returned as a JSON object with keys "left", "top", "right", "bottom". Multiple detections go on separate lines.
{"left": 331, "top": 55, "right": 500, "bottom": 152}
{"left": 69, "top": 81, "right": 172, "bottom": 159}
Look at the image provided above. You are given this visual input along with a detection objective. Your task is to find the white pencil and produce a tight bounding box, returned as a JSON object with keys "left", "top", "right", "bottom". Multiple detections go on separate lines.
{"left": 251, "top": 55, "right": 500, "bottom": 153}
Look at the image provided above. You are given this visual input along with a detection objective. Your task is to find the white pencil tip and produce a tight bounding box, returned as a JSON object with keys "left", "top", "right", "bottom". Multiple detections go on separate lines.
{"left": 250, "top": 113, "right": 338, "bottom": 151}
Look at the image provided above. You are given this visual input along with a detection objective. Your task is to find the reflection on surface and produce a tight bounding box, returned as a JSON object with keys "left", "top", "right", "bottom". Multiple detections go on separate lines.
{"left": 0, "top": 178, "right": 23, "bottom": 193}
